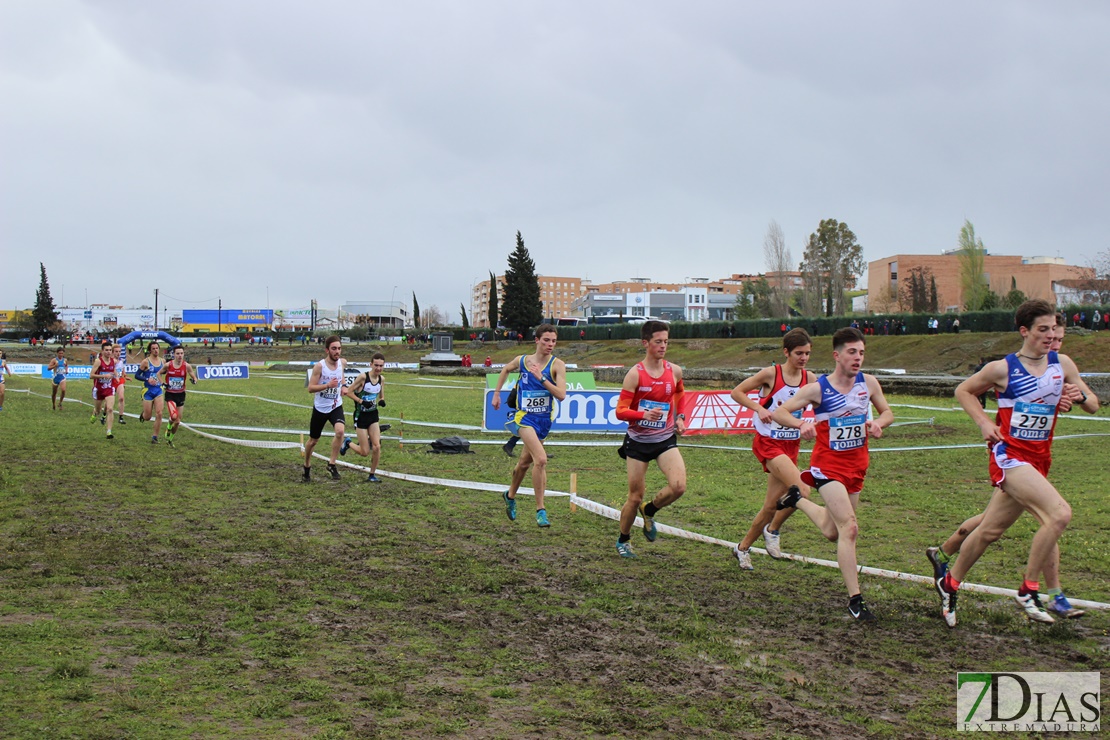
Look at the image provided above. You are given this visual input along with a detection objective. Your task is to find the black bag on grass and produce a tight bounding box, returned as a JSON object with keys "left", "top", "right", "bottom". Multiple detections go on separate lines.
{"left": 429, "top": 436, "right": 473, "bottom": 454}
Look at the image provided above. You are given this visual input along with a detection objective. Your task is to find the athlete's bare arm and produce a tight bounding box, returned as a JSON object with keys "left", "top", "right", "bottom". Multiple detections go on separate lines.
{"left": 1059, "top": 354, "right": 1100, "bottom": 414}
{"left": 955, "top": 359, "right": 1009, "bottom": 443}
{"left": 491, "top": 356, "right": 522, "bottom": 411}
{"left": 307, "top": 362, "right": 327, "bottom": 394}
{"left": 545, "top": 358, "right": 568, "bottom": 402}
{"left": 344, "top": 373, "right": 365, "bottom": 401}
{"left": 731, "top": 366, "right": 776, "bottom": 422}
{"left": 772, "top": 380, "right": 822, "bottom": 440}
{"left": 863, "top": 374, "right": 895, "bottom": 438}
{"left": 672, "top": 363, "right": 687, "bottom": 435}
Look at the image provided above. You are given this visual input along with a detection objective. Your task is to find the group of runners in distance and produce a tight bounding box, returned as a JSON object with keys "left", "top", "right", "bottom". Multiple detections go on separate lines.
{"left": 41, "top": 340, "right": 198, "bottom": 445}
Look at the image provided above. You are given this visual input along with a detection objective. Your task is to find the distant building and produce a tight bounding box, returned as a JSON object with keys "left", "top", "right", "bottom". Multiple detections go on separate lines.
{"left": 867, "top": 253, "right": 1092, "bottom": 312}
{"left": 340, "top": 301, "right": 408, "bottom": 330}
{"left": 472, "top": 275, "right": 587, "bottom": 328}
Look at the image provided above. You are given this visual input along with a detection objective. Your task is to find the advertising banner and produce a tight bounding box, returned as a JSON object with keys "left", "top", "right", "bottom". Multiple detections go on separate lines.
{"left": 484, "top": 371, "right": 597, "bottom": 391}
{"left": 38, "top": 363, "right": 141, "bottom": 380}
{"left": 681, "top": 391, "right": 815, "bottom": 436}
{"left": 197, "top": 364, "right": 250, "bottom": 381}
{"left": 10, "top": 363, "right": 43, "bottom": 375}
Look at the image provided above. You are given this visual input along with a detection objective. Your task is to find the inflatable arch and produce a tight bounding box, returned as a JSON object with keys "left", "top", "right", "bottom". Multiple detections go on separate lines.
{"left": 118, "top": 330, "right": 181, "bottom": 363}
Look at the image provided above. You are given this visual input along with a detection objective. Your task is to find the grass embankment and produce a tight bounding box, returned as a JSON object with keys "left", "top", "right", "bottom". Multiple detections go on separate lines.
{"left": 0, "top": 371, "right": 1107, "bottom": 738}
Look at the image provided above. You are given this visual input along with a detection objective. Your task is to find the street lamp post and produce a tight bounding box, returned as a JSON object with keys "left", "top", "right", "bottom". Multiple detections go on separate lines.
{"left": 389, "top": 285, "right": 398, "bottom": 330}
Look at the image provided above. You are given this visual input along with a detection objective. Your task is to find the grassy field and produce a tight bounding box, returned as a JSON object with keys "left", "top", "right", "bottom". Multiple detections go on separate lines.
{"left": 0, "top": 368, "right": 1107, "bottom": 738}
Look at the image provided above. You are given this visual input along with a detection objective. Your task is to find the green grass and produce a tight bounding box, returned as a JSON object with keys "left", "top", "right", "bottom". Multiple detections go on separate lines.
{"left": 0, "top": 370, "right": 1108, "bottom": 738}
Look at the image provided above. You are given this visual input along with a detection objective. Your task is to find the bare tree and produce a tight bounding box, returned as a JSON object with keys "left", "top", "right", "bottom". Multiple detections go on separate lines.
{"left": 763, "top": 220, "right": 792, "bottom": 317}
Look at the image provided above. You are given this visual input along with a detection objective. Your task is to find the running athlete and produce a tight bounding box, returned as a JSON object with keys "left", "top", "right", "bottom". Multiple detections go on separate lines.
{"left": 90, "top": 341, "right": 118, "bottom": 439}
{"left": 111, "top": 343, "right": 127, "bottom": 425}
{"left": 772, "top": 327, "right": 894, "bottom": 621}
{"left": 730, "top": 328, "right": 817, "bottom": 569}
{"left": 341, "top": 352, "right": 388, "bottom": 483}
{"left": 492, "top": 324, "right": 567, "bottom": 527}
{"left": 156, "top": 345, "right": 198, "bottom": 447}
{"left": 935, "top": 300, "right": 1098, "bottom": 627}
{"left": 48, "top": 347, "right": 69, "bottom": 410}
{"left": 136, "top": 341, "right": 166, "bottom": 444}
{"left": 925, "top": 313, "right": 1092, "bottom": 619}
{"left": 613, "top": 320, "right": 687, "bottom": 558}
{"left": 304, "top": 335, "right": 347, "bottom": 481}
{"left": 0, "top": 351, "right": 10, "bottom": 411}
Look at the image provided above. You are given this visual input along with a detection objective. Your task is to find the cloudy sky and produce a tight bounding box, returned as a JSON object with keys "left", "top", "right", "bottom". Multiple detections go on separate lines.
{"left": 3, "top": 1, "right": 1107, "bottom": 322}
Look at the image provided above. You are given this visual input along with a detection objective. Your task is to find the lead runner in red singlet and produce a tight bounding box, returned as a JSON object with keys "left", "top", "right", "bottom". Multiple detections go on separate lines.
{"left": 613, "top": 321, "right": 687, "bottom": 559}
{"left": 773, "top": 327, "right": 893, "bottom": 622}
{"left": 90, "top": 341, "right": 118, "bottom": 439}
{"left": 935, "top": 300, "right": 1098, "bottom": 628}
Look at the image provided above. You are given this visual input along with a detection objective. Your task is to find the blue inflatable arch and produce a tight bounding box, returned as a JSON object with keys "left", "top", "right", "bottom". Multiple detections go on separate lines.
{"left": 118, "top": 330, "right": 181, "bottom": 363}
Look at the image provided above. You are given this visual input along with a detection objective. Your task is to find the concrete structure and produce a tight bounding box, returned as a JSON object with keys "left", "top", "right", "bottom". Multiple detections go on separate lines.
{"left": 341, "top": 301, "right": 408, "bottom": 330}
{"left": 867, "top": 253, "right": 1093, "bottom": 312}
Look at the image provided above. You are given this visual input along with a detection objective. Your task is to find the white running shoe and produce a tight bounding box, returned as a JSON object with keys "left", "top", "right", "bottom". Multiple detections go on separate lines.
{"left": 763, "top": 526, "right": 783, "bottom": 559}
{"left": 733, "top": 547, "right": 753, "bottom": 570}
{"left": 1015, "top": 591, "right": 1055, "bottom": 624}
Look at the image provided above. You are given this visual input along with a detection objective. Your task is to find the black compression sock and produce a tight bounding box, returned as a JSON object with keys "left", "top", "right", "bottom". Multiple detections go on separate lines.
{"left": 643, "top": 502, "right": 659, "bottom": 518}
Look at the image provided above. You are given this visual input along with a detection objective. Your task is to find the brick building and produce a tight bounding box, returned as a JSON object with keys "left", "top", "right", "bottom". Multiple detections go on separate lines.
{"left": 867, "top": 253, "right": 1092, "bottom": 312}
{"left": 471, "top": 275, "right": 587, "bottom": 328}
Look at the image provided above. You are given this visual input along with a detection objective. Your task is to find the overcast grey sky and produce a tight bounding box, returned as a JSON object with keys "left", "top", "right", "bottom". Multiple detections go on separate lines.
{"left": 3, "top": 1, "right": 1108, "bottom": 321}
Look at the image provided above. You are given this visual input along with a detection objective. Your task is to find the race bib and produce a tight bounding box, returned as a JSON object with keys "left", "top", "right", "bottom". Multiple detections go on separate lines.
{"left": 321, "top": 386, "right": 340, "bottom": 400}
{"left": 1009, "top": 401, "right": 1054, "bottom": 441}
{"left": 829, "top": 413, "right": 866, "bottom": 451}
{"left": 637, "top": 399, "right": 670, "bottom": 430}
{"left": 360, "top": 391, "right": 378, "bottom": 409}
{"left": 168, "top": 376, "right": 185, "bottom": 391}
{"left": 521, "top": 389, "right": 551, "bottom": 414}
{"left": 770, "top": 409, "right": 803, "bottom": 440}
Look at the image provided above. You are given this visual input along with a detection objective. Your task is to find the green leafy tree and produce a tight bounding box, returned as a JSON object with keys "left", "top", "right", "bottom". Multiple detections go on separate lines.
{"left": 800, "top": 219, "right": 863, "bottom": 316}
{"left": 460, "top": 303, "right": 469, "bottom": 329}
{"left": 957, "top": 220, "right": 990, "bottom": 311}
{"left": 929, "top": 275, "right": 939, "bottom": 313}
{"left": 1003, "top": 277, "right": 1026, "bottom": 309}
{"left": 412, "top": 292, "right": 421, "bottom": 330}
{"left": 488, "top": 270, "right": 499, "bottom": 329}
{"left": 500, "top": 231, "right": 543, "bottom": 335}
{"left": 732, "top": 292, "right": 760, "bottom": 320}
{"left": 33, "top": 263, "right": 59, "bottom": 338}
{"left": 901, "top": 266, "right": 935, "bottom": 313}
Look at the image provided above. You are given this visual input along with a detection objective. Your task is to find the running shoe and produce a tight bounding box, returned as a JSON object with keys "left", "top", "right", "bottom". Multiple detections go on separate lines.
{"left": 106, "top": 432, "right": 114, "bottom": 440}
{"left": 340, "top": 436, "right": 352, "bottom": 456}
{"left": 379, "top": 424, "right": 392, "bottom": 433}
{"left": 151, "top": 436, "right": 158, "bottom": 444}
{"left": 733, "top": 546, "right": 754, "bottom": 570}
{"left": 1015, "top": 591, "right": 1055, "bottom": 624}
{"left": 90, "top": 413, "right": 97, "bottom": 423}
{"left": 1046, "top": 593, "right": 1086, "bottom": 619}
{"left": 501, "top": 439, "right": 516, "bottom": 457}
{"left": 302, "top": 468, "right": 311, "bottom": 482}
{"left": 763, "top": 526, "right": 783, "bottom": 559}
{"left": 776, "top": 485, "right": 801, "bottom": 510}
{"left": 848, "top": 598, "right": 877, "bottom": 622}
{"left": 536, "top": 509, "right": 550, "bottom": 528}
{"left": 925, "top": 546, "right": 948, "bottom": 580}
{"left": 101, "top": 415, "right": 106, "bottom": 425}
{"left": 327, "top": 464, "right": 341, "bottom": 481}
{"left": 118, "top": 416, "right": 126, "bottom": 425}
{"left": 936, "top": 577, "right": 958, "bottom": 628}
{"left": 502, "top": 491, "right": 516, "bottom": 521}
{"left": 616, "top": 540, "right": 636, "bottom": 559}
{"left": 638, "top": 502, "right": 657, "bottom": 542}
{"left": 367, "top": 474, "right": 381, "bottom": 483}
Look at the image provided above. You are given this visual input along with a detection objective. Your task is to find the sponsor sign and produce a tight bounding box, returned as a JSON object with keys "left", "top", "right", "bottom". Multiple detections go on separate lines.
{"left": 485, "top": 371, "right": 597, "bottom": 391}
{"left": 197, "top": 364, "right": 250, "bottom": 380}
{"left": 680, "top": 391, "right": 815, "bottom": 435}
{"left": 484, "top": 389, "right": 626, "bottom": 433}
{"left": 957, "top": 672, "right": 1099, "bottom": 732}
{"left": 10, "top": 363, "right": 44, "bottom": 375}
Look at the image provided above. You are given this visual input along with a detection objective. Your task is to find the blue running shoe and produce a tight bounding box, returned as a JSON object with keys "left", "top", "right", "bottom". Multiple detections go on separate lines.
{"left": 367, "top": 474, "right": 381, "bottom": 483}
{"left": 536, "top": 509, "right": 550, "bottom": 528}
{"left": 638, "top": 502, "right": 657, "bottom": 542}
{"left": 926, "top": 546, "right": 948, "bottom": 580}
{"left": 340, "top": 436, "right": 352, "bottom": 456}
{"left": 1047, "top": 593, "right": 1085, "bottom": 619}
{"left": 502, "top": 491, "right": 517, "bottom": 521}
{"left": 615, "top": 540, "right": 636, "bottom": 559}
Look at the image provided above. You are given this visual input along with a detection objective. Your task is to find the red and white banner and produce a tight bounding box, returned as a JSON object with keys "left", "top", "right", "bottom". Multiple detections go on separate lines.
{"left": 680, "top": 391, "right": 815, "bottom": 435}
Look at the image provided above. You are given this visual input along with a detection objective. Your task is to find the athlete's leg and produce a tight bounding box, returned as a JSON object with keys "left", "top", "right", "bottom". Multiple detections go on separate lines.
{"left": 329, "top": 421, "right": 345, "bottom": 465}
{"left": 151, "top": 395, "right": 164, "bottom": 438}
{"left": 791, "top": 488, "right": 839, "bottom": 541}
{"left": 649, "top": 447, "right": 687, "bottom": 510}
{"left": 117, "top": 384, "right": 125, "bottom": 418}
{"left": 739, "top": 474, "right": 788, "bottom": 551}
{"left": 304, "top": 436, "right": 320, "bottom": 467}
{"left": 818, "top": 482, "right": 861, "bottom": 596}
{"left": 997, "top": 466, "right": 1071, "bottom": 586}
{"left": 59, "top": 379, "right": 66, "bottom": 408}
{"left": 368, "top": 423, "right": 382, "bottom": 476}
{"left": 515, "top": 426, "right": 548, "bottom": 511}
{"left": 941, "top": 512, "right": 985, "bottom": 557}
{"left": 104, "top": 395, "right": 115, "bottom": 434}
{"left": 949, "top": 489, "right": 1026, "bottom": 583}
{"left": 765, "top": 455, "right": 808, "bottom": 533}
{"left": 619, "top": 457, "right": 650, "bottom": 537}
{"left": 51, "top": 380, "right": 59, "bottom": 409}
{"left": 351, "top": 426, "right": 371, "bottom": 457}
